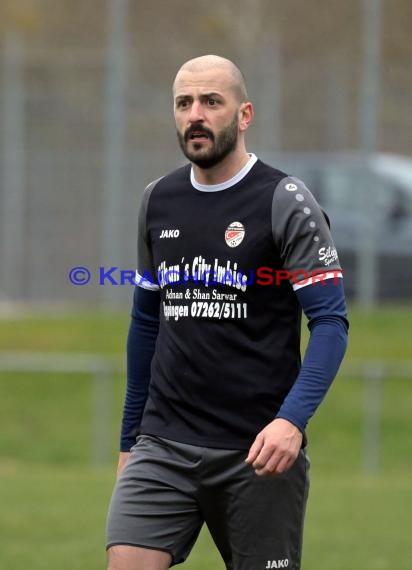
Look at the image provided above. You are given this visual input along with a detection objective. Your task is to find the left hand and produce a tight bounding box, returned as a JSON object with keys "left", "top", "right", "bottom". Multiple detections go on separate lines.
{"left": 245, "top": 418, "right": 303, "bottom": 476}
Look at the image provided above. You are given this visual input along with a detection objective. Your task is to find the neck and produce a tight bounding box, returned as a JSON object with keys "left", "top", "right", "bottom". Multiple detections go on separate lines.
{"left": 191, "top": 146, "right": 251, "bottom": 185}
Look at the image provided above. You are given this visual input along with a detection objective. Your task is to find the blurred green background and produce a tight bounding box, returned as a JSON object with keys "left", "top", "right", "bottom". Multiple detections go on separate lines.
{"left": 1, "top": 306, "right": 411, "bottom": 570}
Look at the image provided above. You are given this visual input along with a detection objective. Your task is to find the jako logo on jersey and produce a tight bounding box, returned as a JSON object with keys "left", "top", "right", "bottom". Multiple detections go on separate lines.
{"left": 225, "top": 221, "right": 245, "bottom": 248}
{"left": 160, "top": 229, "right": 180, "bottom": 239}
{"left": 318, "top": 245, "right": 338, "bottom": 266}
{"left": 285, "top": 183, "right": 297, "bottom": 191}
{"left": 265, "top": 559, "right": 289, "bottom": 568}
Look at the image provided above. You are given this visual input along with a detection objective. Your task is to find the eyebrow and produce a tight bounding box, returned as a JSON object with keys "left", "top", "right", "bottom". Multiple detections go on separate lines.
{"left": 174, "top": 92, "right": 224, "bottom": 102}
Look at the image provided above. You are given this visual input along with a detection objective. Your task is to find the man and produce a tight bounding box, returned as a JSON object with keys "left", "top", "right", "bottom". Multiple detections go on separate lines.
{"left": 106, "top": 55, "right": 348, "bottom": 570}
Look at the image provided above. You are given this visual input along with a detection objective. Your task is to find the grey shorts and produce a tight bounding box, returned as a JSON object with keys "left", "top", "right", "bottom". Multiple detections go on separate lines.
{"left": 106, "top": 435, "right": 310, "bottom": 569}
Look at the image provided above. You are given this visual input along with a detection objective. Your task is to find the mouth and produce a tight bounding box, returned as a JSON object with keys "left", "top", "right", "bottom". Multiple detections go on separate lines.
{"left": 189, "top": 132, "right": 209, "bottom": 140}
{"left": 185, "top": 126, "right": 214, "bottom": 143}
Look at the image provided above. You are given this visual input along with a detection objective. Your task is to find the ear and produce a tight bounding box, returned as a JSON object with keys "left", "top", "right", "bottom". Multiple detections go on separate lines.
{"left": 239, "top": 102, "right": 254, "bottom": 132}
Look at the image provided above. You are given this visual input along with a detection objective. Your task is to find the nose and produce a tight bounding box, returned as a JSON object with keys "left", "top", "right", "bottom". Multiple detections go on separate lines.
{"left": 188, "top": 100, "right": 205, "bottom": 123}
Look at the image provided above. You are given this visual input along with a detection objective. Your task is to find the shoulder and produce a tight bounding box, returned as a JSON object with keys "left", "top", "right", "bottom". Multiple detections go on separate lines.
{"left": 249, "top": 161, "right": 325, "bottom": 227}
{"left": 272, "top": 174, "right": 328, "bottom": 224}
{"left": 146, "top": 164, "right": 191, "bottom": 195}
{"left": 270, "top": 174, "right": 339, "bottom": 269}
{"left": 273, "top": 175, "right": 314, "bottom": 202}
{"left": 140, "top": 164, "right": 191, "bottom": 213}
{"left": 252, "top": 161, "right": 317, "bottom": 206}
{"left": 252, "top": 158, "right": 289, "bottom": 186}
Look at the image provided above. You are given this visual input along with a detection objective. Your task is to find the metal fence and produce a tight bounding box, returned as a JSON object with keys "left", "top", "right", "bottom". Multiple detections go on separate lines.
{"left": 0, "top": 352, "right": 410, "bottom": 471}
{"left": 1, "top": 20, "right": 412, "bottom": 307}
{"left": 0, "top": 351, "right": 115, "bottom": 466}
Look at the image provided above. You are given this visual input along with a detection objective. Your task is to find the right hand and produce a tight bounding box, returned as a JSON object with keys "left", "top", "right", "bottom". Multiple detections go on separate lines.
{"left": 116, "top": 451, "right": 131, "bottom": 479}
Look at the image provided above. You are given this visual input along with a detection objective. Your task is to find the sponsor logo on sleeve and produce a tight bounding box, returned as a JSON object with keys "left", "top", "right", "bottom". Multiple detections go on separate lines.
{"left": 318, "top": 245, "right": 338, "bottom": 266}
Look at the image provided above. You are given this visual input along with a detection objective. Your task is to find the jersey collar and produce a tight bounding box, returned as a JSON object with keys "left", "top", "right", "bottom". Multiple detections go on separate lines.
{"left": 190, "top": 153, "right": 258, "bottom": 192}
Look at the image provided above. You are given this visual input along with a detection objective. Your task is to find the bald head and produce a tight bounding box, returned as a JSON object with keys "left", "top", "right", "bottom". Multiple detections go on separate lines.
{"left": 173, "top": 55, "right": 248, "bottom": 103}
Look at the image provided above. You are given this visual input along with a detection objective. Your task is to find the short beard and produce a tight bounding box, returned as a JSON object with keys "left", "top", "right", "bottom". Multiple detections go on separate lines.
{"left": 177, "top": 112, "right": 239, "bottom": 169}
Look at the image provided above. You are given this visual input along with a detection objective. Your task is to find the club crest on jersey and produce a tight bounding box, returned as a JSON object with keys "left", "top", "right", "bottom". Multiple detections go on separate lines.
{"left": 225, "top": 221, "right": 245, "bottom": 248}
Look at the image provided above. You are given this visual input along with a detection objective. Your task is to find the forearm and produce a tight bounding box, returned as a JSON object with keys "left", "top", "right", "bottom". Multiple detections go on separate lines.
{"left": 276, "top": 278, "right": 349, "bottom": 431}
{"left": 120, "top": 286, "right": 160, "bottom": 451}
{"left": 276, "top": 316, "right": 348, "bottom": 431}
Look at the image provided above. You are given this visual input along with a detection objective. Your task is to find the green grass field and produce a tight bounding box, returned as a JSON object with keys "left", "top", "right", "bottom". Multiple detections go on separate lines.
{"left": 0, "top": 305, "right": 411, "bottom": 569}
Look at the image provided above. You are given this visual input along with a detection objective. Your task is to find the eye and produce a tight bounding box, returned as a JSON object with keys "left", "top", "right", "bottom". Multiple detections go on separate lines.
{"left": 176, "top": 99, "right": 189, "bottom": 109}
{"left": 208, "top": 98, "right": 217, "bottom": 106}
